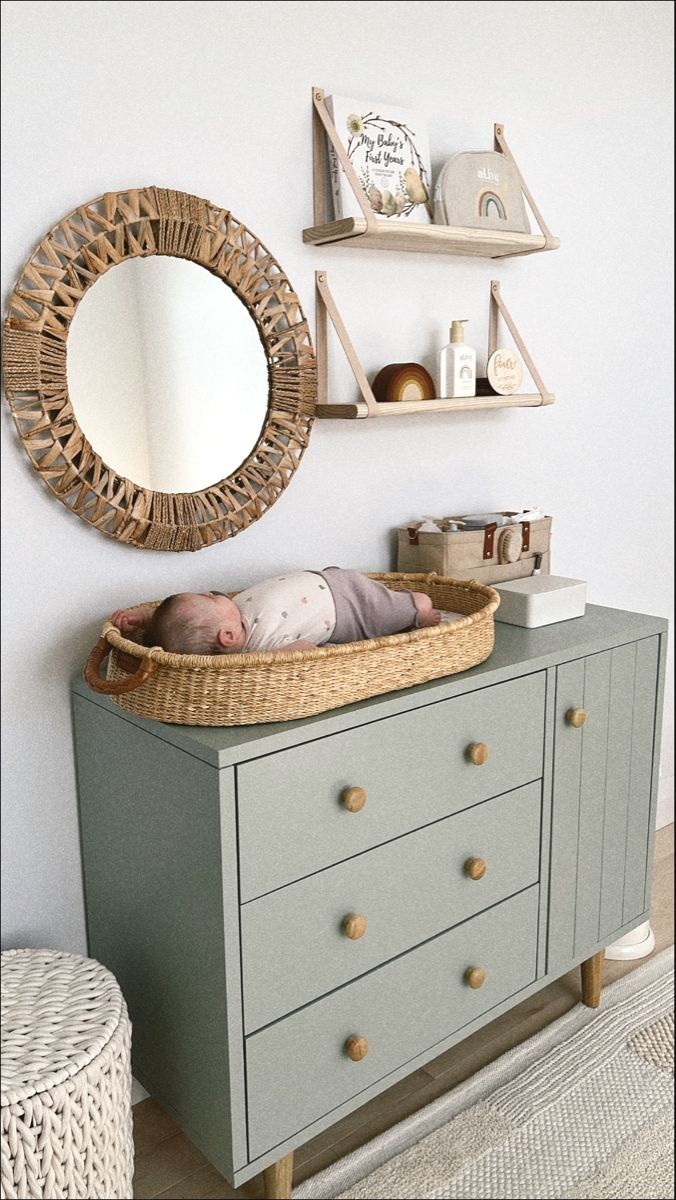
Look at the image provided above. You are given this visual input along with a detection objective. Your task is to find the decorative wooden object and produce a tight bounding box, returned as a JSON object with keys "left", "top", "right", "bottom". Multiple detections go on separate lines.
{"left": 305, "top": 89, "right": 559, "bottom": 258}
{"left": 2, "top": 188, "right": 317, "bottom": 551}
{"left": 314, "top": 274, "right": 554, "bottom": 418}
{"left": 464, "top": 857, "right": 488, "bottom": 880}
{"left": 580, "top": 949, "right": 605, "bottom": 1009}
{"left": 487, "top": 347, "right": 524, "bottom": 395}
{"left": 372, "top": 363, "right": 435, "bottom": 404}
{"left": 345, "top": 1035, "right": 369, "bottom": 1061}
{"left": 342, "top": 914, "right": 367, "bottom": 940}
{"left": 464, "top": 966, "right": 487, "bottom": 989}
{"left": 566, "top": 707, "right": 587, "bottom": 728}
{"left": 466, "top": 742, "right": 490, "bottom": 766}
{"left": 341, "top": 786, "right": 367, "bottom": 812}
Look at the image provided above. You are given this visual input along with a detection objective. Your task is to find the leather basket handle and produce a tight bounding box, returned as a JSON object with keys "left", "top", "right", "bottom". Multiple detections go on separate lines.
{"left": 84, "top": 636, "right": 157, "bottom": 695}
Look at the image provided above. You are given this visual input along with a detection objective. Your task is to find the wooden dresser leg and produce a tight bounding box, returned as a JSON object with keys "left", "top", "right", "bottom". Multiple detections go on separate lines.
{"left": 263, "top": 1151, "right": 294, "bottom": 1200}
{"left": 580, "top": 948, "right": 605, "bottom": 1008}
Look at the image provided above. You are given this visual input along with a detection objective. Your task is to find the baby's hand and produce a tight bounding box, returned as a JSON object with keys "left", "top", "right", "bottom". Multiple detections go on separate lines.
{"left": 111, "top": 608, "right": 148, "bottom": 636}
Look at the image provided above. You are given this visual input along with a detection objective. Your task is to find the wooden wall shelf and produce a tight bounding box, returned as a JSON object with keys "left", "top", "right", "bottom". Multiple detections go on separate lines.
{"left": 315, "top": 274, "right": 554, "bottom": 420}
{"left": 306, "top": 89, "right": 559, "bottom": 259}
{"left": 316, "top": 393, "right": 554, "bottom": 420}
{"left": 303, "top": 219, "right": 553, "bottom": 258}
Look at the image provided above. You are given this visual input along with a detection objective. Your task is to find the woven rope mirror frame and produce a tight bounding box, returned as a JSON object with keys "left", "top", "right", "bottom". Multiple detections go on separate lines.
{"left": 2, "top": 187, "right": 316, "bottom": 551}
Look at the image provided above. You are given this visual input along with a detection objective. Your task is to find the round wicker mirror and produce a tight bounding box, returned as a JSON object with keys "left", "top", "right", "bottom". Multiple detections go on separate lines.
{"left": 2, "top": 187, "right": 316, "bottom": 551}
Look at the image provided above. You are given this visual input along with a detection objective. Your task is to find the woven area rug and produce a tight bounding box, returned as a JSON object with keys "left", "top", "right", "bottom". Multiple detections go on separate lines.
{"left": 294, "top": 947, "right": 674, "bottom": 1200}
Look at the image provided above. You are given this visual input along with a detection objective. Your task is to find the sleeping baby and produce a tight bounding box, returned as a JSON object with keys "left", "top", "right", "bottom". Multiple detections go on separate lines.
{"left": 112, "top": 567, "right": 441, "bottom": 655}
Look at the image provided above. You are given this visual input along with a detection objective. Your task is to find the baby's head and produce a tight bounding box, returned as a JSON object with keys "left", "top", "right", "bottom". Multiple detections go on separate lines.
{"left": 145, "top": 592, "right": 246, "bottom": 655}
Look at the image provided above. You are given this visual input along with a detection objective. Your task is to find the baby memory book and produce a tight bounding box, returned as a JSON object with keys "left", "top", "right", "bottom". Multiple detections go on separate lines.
{"left": 325, "top": 94, "right": 432, "bottom": 224}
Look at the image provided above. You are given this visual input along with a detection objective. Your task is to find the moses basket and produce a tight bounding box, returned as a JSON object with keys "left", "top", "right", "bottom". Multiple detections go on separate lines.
{"left": 84, "top": 572, "right": 500, "bottom": 726}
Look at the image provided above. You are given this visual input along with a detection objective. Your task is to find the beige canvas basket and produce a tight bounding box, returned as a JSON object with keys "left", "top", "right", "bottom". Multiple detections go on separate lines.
{"left": 83, "top": 573, "right": 499, "bottom": 726}
{"left": 398, "top": 514, "right": 552, "bottom": 585}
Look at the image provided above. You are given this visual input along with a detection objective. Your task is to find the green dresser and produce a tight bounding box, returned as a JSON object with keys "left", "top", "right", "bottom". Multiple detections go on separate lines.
{"left": 72, "top": 604, "right": 667, "bottom": 1197}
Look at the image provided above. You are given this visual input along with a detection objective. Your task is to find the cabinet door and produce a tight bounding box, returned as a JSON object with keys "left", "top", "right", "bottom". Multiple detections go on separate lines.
{"left": 547, "top": 637, "right": 660, "bottom": 974}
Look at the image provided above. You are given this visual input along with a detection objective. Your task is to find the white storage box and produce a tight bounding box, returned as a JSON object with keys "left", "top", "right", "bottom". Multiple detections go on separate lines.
{"left": 495, "top": 575, "right": 587, "bottom": 628}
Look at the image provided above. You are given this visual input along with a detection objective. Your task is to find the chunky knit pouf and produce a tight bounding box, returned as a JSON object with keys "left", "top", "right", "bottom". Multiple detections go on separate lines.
{"left": 1, "top": 949, "right": 133, "bottom": 1199}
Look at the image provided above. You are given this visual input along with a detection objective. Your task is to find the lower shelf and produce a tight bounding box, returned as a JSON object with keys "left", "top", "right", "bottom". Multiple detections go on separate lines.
{"left": 315, "top": 393, "right": 555, "bottom": 419}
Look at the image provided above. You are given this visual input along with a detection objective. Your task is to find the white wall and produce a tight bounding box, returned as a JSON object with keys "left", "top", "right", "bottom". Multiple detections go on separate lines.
{"left": 1, "top": 0, "right": 673, "bottom": 952}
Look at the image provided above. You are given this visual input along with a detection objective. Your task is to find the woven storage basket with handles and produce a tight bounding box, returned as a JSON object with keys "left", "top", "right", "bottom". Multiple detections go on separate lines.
{"left": 83, "top": 574, "right": 499, "bottom": 726}
{"left": 398, "top": 514, "right": 552, "bottom": 585}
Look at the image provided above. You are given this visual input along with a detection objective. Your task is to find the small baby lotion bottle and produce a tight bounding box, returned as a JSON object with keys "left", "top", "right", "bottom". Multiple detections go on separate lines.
{"left": 438, "top": 320, "right": 476, "bottom": 398}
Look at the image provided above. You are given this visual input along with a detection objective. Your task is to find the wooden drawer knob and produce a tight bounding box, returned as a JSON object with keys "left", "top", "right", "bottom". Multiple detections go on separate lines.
{"left": 464, "top": 857, "right": 487, "bottom": 881}
{"left": 342, "top": 913, "right": 367, "bottom": 940}
{"left": 464, "top": 966, "right": 487, "bottom": 989}
{"left": 466, "top": 742, "right": 489, "bottom": 766}
{"left": 342, "top": 786, "right": 367, "bottom": 812}
{"left": 566, "top": 707, "right": 587, "bottom": 728}
{"left": 345, "top": 1035, "right": 369, "bottom": 1061}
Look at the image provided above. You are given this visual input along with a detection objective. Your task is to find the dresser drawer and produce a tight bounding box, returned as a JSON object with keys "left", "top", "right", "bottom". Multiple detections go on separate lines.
{"left": 246, "top": 884, "right": 538, "bottom": 1158}
{"left": 238, "top": 672, "right": 545, "bottom": 900}
{"left": 242, "top": 781, "right": 541, "bottom": 1031}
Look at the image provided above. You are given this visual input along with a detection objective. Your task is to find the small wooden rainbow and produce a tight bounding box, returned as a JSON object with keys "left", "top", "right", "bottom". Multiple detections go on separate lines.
{"left": 372, "top": 362, "right": 436, "bottom": 404}
{"left": 478, "top": 190, "right": 506, "bottom": 220}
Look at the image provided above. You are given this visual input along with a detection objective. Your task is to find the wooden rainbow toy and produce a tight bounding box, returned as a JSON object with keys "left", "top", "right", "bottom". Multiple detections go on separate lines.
{"left": 372, "top": 362, "right": 436, "bottom": 404}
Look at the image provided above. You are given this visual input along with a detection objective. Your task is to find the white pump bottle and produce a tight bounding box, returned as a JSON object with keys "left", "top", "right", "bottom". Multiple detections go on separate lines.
{"left": 438, "top": 320, "right": 476, "bottom": 398}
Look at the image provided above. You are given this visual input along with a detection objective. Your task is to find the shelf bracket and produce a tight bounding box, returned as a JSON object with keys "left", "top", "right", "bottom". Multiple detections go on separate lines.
{"left": 493, "top": 123, "right": 558, "bottom": 253}
{"left": 488, "top": 280, "right": 551, "bottom": 402}
{"left": 315, "top": 271, "right": 376, "bottom": 417}
{"left": 312, "top": 87, "right": 377, "bottom": 232}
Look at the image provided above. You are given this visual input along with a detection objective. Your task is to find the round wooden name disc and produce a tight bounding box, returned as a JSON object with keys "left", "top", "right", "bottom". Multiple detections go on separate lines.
{"left": 487, "top": 348, "right": 524, "bottom": 395}
{"left": 372, "top": 362, "right": 436, "bottom": 403}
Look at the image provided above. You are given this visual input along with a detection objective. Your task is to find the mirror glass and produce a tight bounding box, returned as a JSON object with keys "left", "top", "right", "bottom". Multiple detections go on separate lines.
{"left": 67, "top": 256, "right": 269, "bottom": 493}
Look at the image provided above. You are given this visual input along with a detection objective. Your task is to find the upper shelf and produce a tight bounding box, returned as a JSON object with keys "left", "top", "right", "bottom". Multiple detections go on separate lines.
{"left": 308, "top": 88, "right": 559, "bottom": 259}
{"left": 303, "top": 218, "right": 556, "bottom": 258}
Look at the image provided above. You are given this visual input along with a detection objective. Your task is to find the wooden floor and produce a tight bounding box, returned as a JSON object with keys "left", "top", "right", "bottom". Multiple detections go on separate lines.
{"left": 133, "top": 824, "right": 674, "bottom": 1199}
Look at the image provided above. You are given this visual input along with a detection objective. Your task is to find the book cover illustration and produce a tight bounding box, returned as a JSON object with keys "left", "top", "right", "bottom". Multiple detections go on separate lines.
{"left": 325, "top": 95, "right": 432, "bottom": 224}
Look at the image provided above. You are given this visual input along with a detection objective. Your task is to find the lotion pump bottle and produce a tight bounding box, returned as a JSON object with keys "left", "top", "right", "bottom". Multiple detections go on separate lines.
{"left": 439, "top": 320, "right": 476, "bottom": 398}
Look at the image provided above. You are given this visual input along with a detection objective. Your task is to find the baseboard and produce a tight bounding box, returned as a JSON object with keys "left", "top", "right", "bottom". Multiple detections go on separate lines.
{"left": 132, "top": 1076, "right": 149, "bottom": 1105}
{"left": 656, "top": 776, "right": 674, "bottom": 830}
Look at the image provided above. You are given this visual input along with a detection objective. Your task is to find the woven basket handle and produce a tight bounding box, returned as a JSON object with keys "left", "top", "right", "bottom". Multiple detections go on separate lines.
{"left": 84, "top": 637, "right": 157, "bottom": 695}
